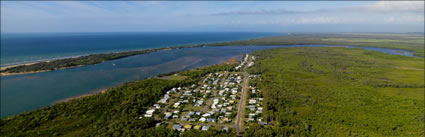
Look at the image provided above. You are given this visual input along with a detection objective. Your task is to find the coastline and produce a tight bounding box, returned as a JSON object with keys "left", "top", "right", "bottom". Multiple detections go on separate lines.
{"left": 0, "top": 33, "right": 277, "bottom": 76}
{"left": 2, "top": 33, "right": 422, "bottom": 77}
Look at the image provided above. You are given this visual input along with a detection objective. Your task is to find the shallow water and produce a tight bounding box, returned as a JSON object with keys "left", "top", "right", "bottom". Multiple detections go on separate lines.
{"left": 0, "top": 45, "right": 416, "bottom": 117}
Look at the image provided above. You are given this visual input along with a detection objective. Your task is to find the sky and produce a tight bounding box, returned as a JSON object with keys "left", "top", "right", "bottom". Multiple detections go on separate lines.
{"left": 1, "top": 1, "right": 424, "bottom": 33}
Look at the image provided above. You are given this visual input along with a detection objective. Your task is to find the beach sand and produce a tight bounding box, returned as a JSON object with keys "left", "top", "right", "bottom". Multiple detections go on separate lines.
{"left": 55, "top": 89, "right": 108, "bottom": 103}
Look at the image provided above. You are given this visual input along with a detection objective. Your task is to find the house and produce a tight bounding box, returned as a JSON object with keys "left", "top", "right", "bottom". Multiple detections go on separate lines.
{"left": 153, "top": 104, "right": 160, "bottom": 109}
{"left": 181, "top": 117, "right": 188, "bottom": 121}
{"left": 202, "top": 113, "right": 211, "bottom": 117}
{"left": 158, "top": 98, "right": 167, "bottom": 104}
{"left": 231, "top": 88, "right": 238, "bottom": 94}
{"left": 189, "top": 118, "right": 197, "bottom": 122}
{"left": 172, "top": 115, "right": 179, "bottom": 119}
{"left": 257, "top": 118, "right": 263, "bottom": 122}
{"left": 223, "top": 117, "right": 230, "bottom": 123}
{"left": 220, "top": 108, "right": 226, "bottom": 113}
{"left": 258, "top": 107, "right": 263, "bottom": 111}
{"left": 256, "top": 110, "right": 262, "bottom": 114}
{"left": 187, "top": 111, "right": 195, "bottom": 116}
{"left": 173, "top": 102, "right": 180, "bottom": 108}
{"left": 201, "top": 126, "right": 210, "bottom": 131}
{"left": 227, "top": 106, "right": 233, "bottom": 111}
{"left": 199, "top": 117, "right": 206, "bottom": 122}
{"left": 156, "top": 123, "right": 162, "bottom": 127}
{"left": 194, "top": 125, "right": 202, "bottom": 130}
{"left": 173, "top": 124, "right": 182, "bottom": 131}
{"left": 184, "top": 124, "right": 192, "bottom": 130}
{"left": 207, "top": 118, "right": 216, "bottom": 123}
{"left": 222, "top": 127, "right": 229, "bottom": 132}
{"left": 164, "top": 112, "right": 172, "bottom": 119}
{"left": 247, "top": 105, "right": 256, "bottom": 111}
{"left": 146, "top": 109, "right": 155, "bottom": 115}
{"left": 249, "top": 99, "right": 257, "bottom": 104}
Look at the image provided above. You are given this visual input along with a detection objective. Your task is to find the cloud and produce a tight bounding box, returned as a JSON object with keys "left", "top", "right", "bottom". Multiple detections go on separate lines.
{"left": 209, "top": 9, "right": 304, "bottom": 16}
{"left": 385, "top": 15, "right": 425, "bottom": 24}
{"left": 253, "top": 17, "right": 365, "bottom": 25}
{"left": 361, "top": 1, "right": 424, "bottom": 13}
{"left": 208, "top": 1, "right": 424, "bottom": 16}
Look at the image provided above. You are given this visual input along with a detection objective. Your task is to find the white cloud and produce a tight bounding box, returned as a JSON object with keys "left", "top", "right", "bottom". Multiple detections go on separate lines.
{"left": 385, "top": 15, "right": 425, "bottom": 24}
{"left": 361, "top": 1, "right": 424, "bottom": 13}
{"left": 208, "top": 1, "right": 424, "bottom": 16}
{"left": 253, "top": 17, "right": 365, "bottom": 25}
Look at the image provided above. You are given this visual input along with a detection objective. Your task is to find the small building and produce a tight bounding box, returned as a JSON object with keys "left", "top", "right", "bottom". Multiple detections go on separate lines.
{"left": 173, "top": 124, "right": 182, "bottom": 131}
{"left": 172, "top": 115, "right": 179, "bottom": 119}
{"left": 194, "top": 125, "right": 202, "bottom": 130}
{"left": 184, "top": 124, "right": 192, "bottom": 130}
{"left": 153, "top": 104, "right": 160, "bottom": 109}
{"left": 227, "top": 106, "right": 233, "bottom": 111}
{"left": 173, "top": 102, "right": 180, "bottom": 108}
{"left": 207, "top": 118, "right": 216, "bottom": 123}
{"left": 249, "top": 99, "right": 257, "bottom": 104}
{"left": 247, "top": 105, "right": 256, "bottom": 111}
{"left": 222, "top": 127, "right": 229, "bottom": 132}
{"left": 199, "top": 117, "right": 206, "bottom": 122}
{"left": 189, "top": 118, "right": 197, "bottom": 122}
{"left": 146, "top": 109, "right": 155, "bottom": 115}
{"left": 201, "top": 126, "right": 210, "bottom": 131}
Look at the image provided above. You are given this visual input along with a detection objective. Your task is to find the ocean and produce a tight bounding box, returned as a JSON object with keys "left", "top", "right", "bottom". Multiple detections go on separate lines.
{"left": 1, "top": 32, "right": 280, "bottom": 66}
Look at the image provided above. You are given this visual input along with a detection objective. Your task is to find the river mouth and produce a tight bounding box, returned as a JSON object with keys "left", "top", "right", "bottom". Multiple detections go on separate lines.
{"left": 0, "top": 45, "right": 418, "bottom": 118}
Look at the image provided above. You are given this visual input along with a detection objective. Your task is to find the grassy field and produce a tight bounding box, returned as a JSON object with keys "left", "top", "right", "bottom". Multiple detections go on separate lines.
{"left": 158, "top": 74, "right": 189, "bottom": 81}
{"left": 245, "top": 47, "right": 424, "bottom": 136}
{"left": 207, "top": 33, "right": 425, "bottom": 57}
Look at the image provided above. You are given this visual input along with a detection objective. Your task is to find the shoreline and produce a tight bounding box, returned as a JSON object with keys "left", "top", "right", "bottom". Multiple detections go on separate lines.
{"left": 55, "top": 88, "right": 108, "bottom": 103}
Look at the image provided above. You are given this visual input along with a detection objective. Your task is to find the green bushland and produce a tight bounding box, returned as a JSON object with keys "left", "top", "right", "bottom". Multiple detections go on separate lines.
{"left": 244, "top": 47, "right": 424, "bottom": 137}
{"left": 0, "top": 63, "right": 237, "bottom": 137}
{"left": 206, "top": 33, "right": 425, "bottom": 57}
